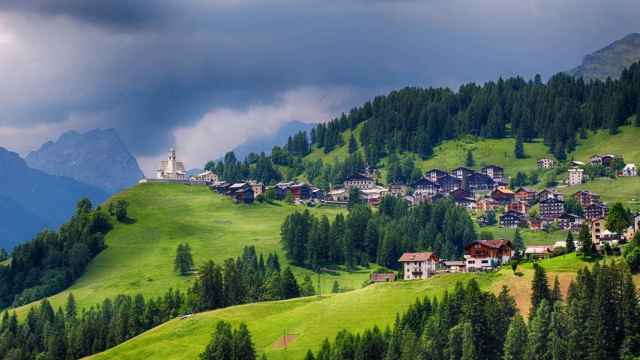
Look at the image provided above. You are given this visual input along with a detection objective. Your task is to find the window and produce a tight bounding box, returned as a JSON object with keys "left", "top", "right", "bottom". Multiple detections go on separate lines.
{"left": 481, "top": 260, "right": 489, "bottom": 264}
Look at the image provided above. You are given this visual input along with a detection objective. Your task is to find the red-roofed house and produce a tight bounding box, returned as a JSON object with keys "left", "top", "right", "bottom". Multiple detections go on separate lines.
{"left": 464, "top": 240, "right": 513, "bottom": 271}
{"left": 398, "top": 252, "right": 439, "bottom": 280}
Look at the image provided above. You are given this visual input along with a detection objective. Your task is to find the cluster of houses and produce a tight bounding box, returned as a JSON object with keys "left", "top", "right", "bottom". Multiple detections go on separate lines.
{"left": 374, "top": 239, "right": 515, "bottom": 282}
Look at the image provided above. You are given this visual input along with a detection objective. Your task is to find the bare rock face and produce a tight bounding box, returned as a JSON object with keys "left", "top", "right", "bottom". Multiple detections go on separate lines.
{"left": 567, "top": 33, "right": 640, "bottom": 81}
{"left": 26, "top": 129, "right": 144, "bottom": 194}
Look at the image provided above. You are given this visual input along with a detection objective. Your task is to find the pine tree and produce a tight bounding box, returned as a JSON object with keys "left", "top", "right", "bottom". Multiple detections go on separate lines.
{"left": 348, "top": 133, "right": 358, "bottom": 154}
{"left": 174, "top": 243, "right": 194, "bottom": 276}
{"left": 280, "top": 267, "right": 300, "bottom": 299}
{"left": 461, "top": 322, "right": 477, "bottom": 360}
{"left": 200, "top": 321, "right": 234, "bottom": 360}
{"left": 550, "top": 276, "right": 562, "bottom": 303}
{"left": 331, "top": 280, "right": 341, "bottom": 293}
{"left": 502, "top": 314, "right": 528, "bottom": 360}
{"left": 530, "top": 263, "right": 550, "bottom": 319}
{"left": 513, "top": 229, "right": 525, "bottom": 255}
{"left": 300, "top": 275, "right": 316, "bottom": 297}
{"left": 565, "top": 231, "right": 575, "bottom": 253}
{"left": 465, "top": 150, "right": 475, "bottom": 167}
{"left": 526, "top": 299, "right": 552, "bottom": 360}
{"left": 233, "top": 323, "right": 256, "bottom": 360}
{"left": 577, "top": 224, "right": 594, "bottom": 257}
{"left": 549, "top": 302, "right": 568, "bottom": 360}
{"left": 514, "top": 135, "right": 525, "bottom": 159}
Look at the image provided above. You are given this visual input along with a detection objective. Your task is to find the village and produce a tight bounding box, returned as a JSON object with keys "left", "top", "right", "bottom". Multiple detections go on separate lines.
{"left": 149, "top": 148, "right": 640, "bottom": 280}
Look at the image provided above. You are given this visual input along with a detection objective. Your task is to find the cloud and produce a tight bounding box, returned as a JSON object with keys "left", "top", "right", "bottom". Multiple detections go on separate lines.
{"left": 0, "top": 0, "right": 639, "bottom": 166}
{"left": 137, "top": 86, "right": 359, "bottom": 176}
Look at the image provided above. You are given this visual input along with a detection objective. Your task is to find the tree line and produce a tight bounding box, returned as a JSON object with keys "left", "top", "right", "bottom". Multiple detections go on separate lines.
{"left": 0, "top": 246, "right": 311, "bottom": 360}
{"left": 281, "top": 197, "right": 476, "bottom": 270}
{"left": 303, "top": 261, "right": 640, "bottom": 360}
{"left": 0, "top": 199, "right": 114, "bottom": 309}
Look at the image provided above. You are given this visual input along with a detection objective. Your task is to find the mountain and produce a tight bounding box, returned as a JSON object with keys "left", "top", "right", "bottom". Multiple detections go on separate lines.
{"left": 224, "top": 121, "right": 314, "bottom": 160}
{"left": 567, "top": 33, "right": 640, "bottom": 81}
{"left": 0, "top": 147, "right": 108, "bottom": 250}
{"left": 26, "top": 129, "right": 144, "bottom": 194}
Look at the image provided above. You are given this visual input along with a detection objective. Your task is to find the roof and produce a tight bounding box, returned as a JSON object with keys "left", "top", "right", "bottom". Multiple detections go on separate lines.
{"left": 525, "top": 246, "right": 553, "bottom": 254}
{"left": 515, "top": 187, "right": 536, "bottom": 193}
{"left": 413, "top": 178, "right": 437, "bottom": 187}
{"left": 398, "top": 252, "right": 438, "bottom": 262}
{"left": 452, "top": 166, "right": 474, "bottom": 172}
{"left": 465, "top": 239, "right": 512, "bottom": 250}
{"left": 481, "top": 165, "right": 504, "bottom": 171}
{"left": 436, "top": 174, "right": 462, "bottom": 185}
{"left": 443, "top": 261, "right": 465, "bottom": 266}
{"left": 540, "top": 197, "right": 563, "bottom": 204}
{"left": 501, "top": 211, "right": 523, "bottom": 218}
{"left": 344, "top": 173, "right": 373, "bottom": 182}
{"left": 494, "top": 186, "right": 514, "bottom": 195}
{"left": 425, "top": 168, "right": 448, "bottom": 177}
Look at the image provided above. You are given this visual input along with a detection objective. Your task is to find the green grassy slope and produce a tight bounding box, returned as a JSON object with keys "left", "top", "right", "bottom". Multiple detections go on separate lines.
{"left": 89, "top": 253, "right": 598, "bottom": 360}
{"left": 88, "top": 273, "right": 495, "bottom": 360}
{"left": 15, "top": 183, "right": 353, "bottom": 315}
{"left": 571, "top": 125, "right": 640, "bottom": 165}
{"left": 560, "top": 177, "right": 640, "bottom": 211}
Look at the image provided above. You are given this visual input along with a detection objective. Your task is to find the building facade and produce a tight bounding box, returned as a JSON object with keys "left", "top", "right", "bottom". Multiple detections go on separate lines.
{"left": 568, "top": 167, "right": 584, "bottom": 186}
{"left": 464, "top": 240, "right": 513, "bottom": 271}
{"left": 157, "top": 148, "right": 187, "bottom": 180}
{"left": 398, "top": 252, "right": 439, "bottom": 280}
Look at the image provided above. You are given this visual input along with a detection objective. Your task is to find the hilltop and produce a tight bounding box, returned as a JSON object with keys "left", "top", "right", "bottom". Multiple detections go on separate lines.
{"left": 568, "top": 33, "right": 640, "bottom": 81}
{"left": 13, "top": 183, "right": 354, "bottom": 314}
{"left": 26, "top": 129, "right": 144, "bottom": 194}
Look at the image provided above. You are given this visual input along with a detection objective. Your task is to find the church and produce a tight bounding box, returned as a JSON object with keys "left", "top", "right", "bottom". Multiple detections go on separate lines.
{"left": 157, "top": 148, "right": 187, "bottom": 180}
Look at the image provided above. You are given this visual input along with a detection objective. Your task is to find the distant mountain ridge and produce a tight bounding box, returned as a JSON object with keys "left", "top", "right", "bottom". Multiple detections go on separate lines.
{"left": 222, "top": 121, "right": 314, "bottom": 161}
{"left": 0, "top": 147, "right": 108, "bottom": 250}
{"left": 567, "top": 33, "right": 640, "bottom": 81}
{"left": 26, "top": 129, "right": 143, "bottom": 194}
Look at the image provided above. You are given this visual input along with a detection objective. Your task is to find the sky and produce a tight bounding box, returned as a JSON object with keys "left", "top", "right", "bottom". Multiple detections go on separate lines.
{"left": 0, "top": 0, "right": 638, "bottom": 175}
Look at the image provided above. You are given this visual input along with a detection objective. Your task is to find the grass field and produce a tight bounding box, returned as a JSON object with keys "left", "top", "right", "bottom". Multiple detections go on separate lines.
{"left": 560, "top": 177, "right": 640, "bottom": 211}
{"left": 88, "top": 252, "right": 601, "bottom": 360}
{"left": 571, "top": 125, "right": 640, "bottom": 166}
{"left": 479, "top": 225, "right": 568, "bottom": 246}
{"left": 14, "top": 183, "right": 354, "bottom": 316}
{"left": 88, "top": 273, "right": 495, "bottom": 360}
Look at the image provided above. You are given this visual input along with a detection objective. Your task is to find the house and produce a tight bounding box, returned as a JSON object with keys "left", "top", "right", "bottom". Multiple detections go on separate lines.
{"left": 465, "top": 172, "right": 495, "bottom": 194}
{"left": 491, "top": 186, "right": 515, "bottom": 205}
{"left": 425, "top": 169, "right": 449, "bottom": 182}
{"left": 290, "top": 183, "right": 311, "bottom": 200}
{"left": 442, "top": 261, "right": 466, "bottom": 273}
{"left": 157, "top": 148, "right": 187, "bottom": 180}
{"left": 413, "top": 178, "right": 439, "bottom": 195}
{"left": 398, "top": 252, "right": 439, "bottom": 280}
{"left": 274, "top": 181, "right": 295, "bottom": 199}
{"left": 525, "top": 246, "right": 553, "bottom": 259}
{"left": 528, "top": 218, "right": 547, "bottom": 231}
{"left": 537, "top": 189, "right": 564, "bottom": 202}
{"left": 500, "top": 211, "right": 524, "bottom": 228}
{"left": 343, "top": 174, "right": 375, "bottom": 190}
{"left": 591, "top": 218, "right": 606, "bottom": 244}
{"left": 537, "top": 158, "right": 555, "bottom": 169}
{"left": 515, "top": 187, "right": 537, "bottom": 204}
{"left": 567, "top": 167, "right": 584, "bottom": 186}
{"left": 388, "top": 183, "right": 408, "bottom": 197}
{"left": 210, "top": 181, "right": 231, "bottom": 193}
{"left": 622, "top": 163, "right": 637, "bottom": 177}
{"left": 191, "top": 170, "right": 219, "bottom": 183}
{"left": 436, "top": 175, "right": 462, "bottom": 193}
{"left": 370, "top": 273, "right": 396, "bottom": 282}
{"left": 464, "top": 240, "right": 513, "bottom": 271}
{"left": 228, "top": 183, "right": 254, "bottom": 203}
{"left": 539, "top": 198, "right": 564, "bottom": 220}
{"left": 570, "top": 160, "right": 586, "bottom": 167}
{"left": 449, "top": 189, "right": 476, "bottom": 209}
{"left": 481, "top": 165, "right": 505, "bottom": 182}
{"left": 360, "top": 186, "right": 389, "bottom": 205}
{"left": 557, "top": 213, "right": 583, "bottom": 231}
{"left": 477, "top": 197, "right": 500, "bottom": 212}
{"left": 553, "top": 240, "right": 567, "bottom": 250}
{"left": 249, "top": 181, "right": 265, "bottom": 197}
{"left": 310, "top": 187, "right": 324, "bottom": 200}
{"left": 584, "top": 202, "right": 608, "bottom": 220}
{"left": 591, "top": 154, "right": 618, "bottom": 167}
{"left": 573, "top": 190, "right": 600, "bottom": 208}
{"left": 507, "top": 200, "right": 529, "bottom": 215}
{"left": 451, "top": 167, "right": 475, "bottom": 179}
{"left": 326, "top": 188, "right": 349, "bottom": 202}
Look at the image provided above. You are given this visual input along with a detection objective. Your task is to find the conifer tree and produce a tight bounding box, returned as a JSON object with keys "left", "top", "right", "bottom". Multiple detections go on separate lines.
{"left": 549, "top": 303, "right": 568, "bottom": 360}
{"left": 233, "top": 323, "right": 256, "bottom": 360}
{"left": 465, "top": 150, "right": 475, "bottom": 167}
{"left": 502, "top": 314, "right": 527, "bottom": 360}
{"left": 348, "top": 133, "right": 358, "bottom": 154}
{"left": 513, "top": 229, "right": 525, "bottom": 255}
{"left": 577, "top": 224, "right": 594, "bottom": 257}
{"left": 550, "top": 276, "right": 562, "bottom": 303}
{"left": 565, "top": 231, "right": 575, "bottom": 253}
{"left": 526, "top": 299, "right": 552, "bottom": 360}
{"left": 514, "top": 135, "right": 525, "bottom": 159}
{"left": 530, "top": 264, "right": 550, "bottom": 319}
{"left": 280, "top": 267, "right": 300, "bottom": 299}
{"left": 461, "top": 322, "right": 477, "bottom": 360}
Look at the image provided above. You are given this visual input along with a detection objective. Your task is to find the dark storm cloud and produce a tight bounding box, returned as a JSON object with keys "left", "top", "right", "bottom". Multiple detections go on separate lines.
{"left": 0, "top": 0, "right": 639, "bottom": 158}
{"left": 0, "top": 0, "right": 172, "bottom": 30}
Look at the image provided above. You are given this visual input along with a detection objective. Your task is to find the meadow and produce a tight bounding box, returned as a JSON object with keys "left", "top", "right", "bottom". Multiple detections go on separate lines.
{"left": 14, "top": 183, "right": 352, "bottom": 315}
{"left": 89, "top": 252, "right": 602, "bottom": 360}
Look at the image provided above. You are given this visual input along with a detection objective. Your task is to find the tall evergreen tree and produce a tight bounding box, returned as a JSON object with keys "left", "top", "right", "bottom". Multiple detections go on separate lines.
{"left": 514, "top": 135, "right": 525, "bottom": 159}
{"left": 348, "top": 133, "right": 358, "bottom": 154}
{"left": 465, "top": 150, "right": 475, "bottom": 167}
{"left": 530, "top": 264, "right": 550, "bottom": 319}
{"left": 577, "top": 224, "right": 594, "bottom": 257}
{"left": 502, "top": 314, "right": 528, "bottom": 360}
{"left": 565, "top": 231, "right": 575, "bottom": 253}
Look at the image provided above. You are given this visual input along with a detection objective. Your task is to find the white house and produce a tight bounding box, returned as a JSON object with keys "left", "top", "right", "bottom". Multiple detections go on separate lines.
{"left": 537, "top": 158, "right": 555, "bottom": 169}
{"left": 191, "top": 170, "right": 218, "bottom": 182}
{"left": 398, "top": 252, "right": 439, "bottom": 280}
{"left": 464, "top": 240, "right": 513, "bottom": 271}
{"left": 157, "top": 148, "right": 187, "bottom": 180}
{"left": 567, "top": 167, "right": 584, "bottom": 186}
{"left": 622, "top": 163, "right": 637, "bottom": 177}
